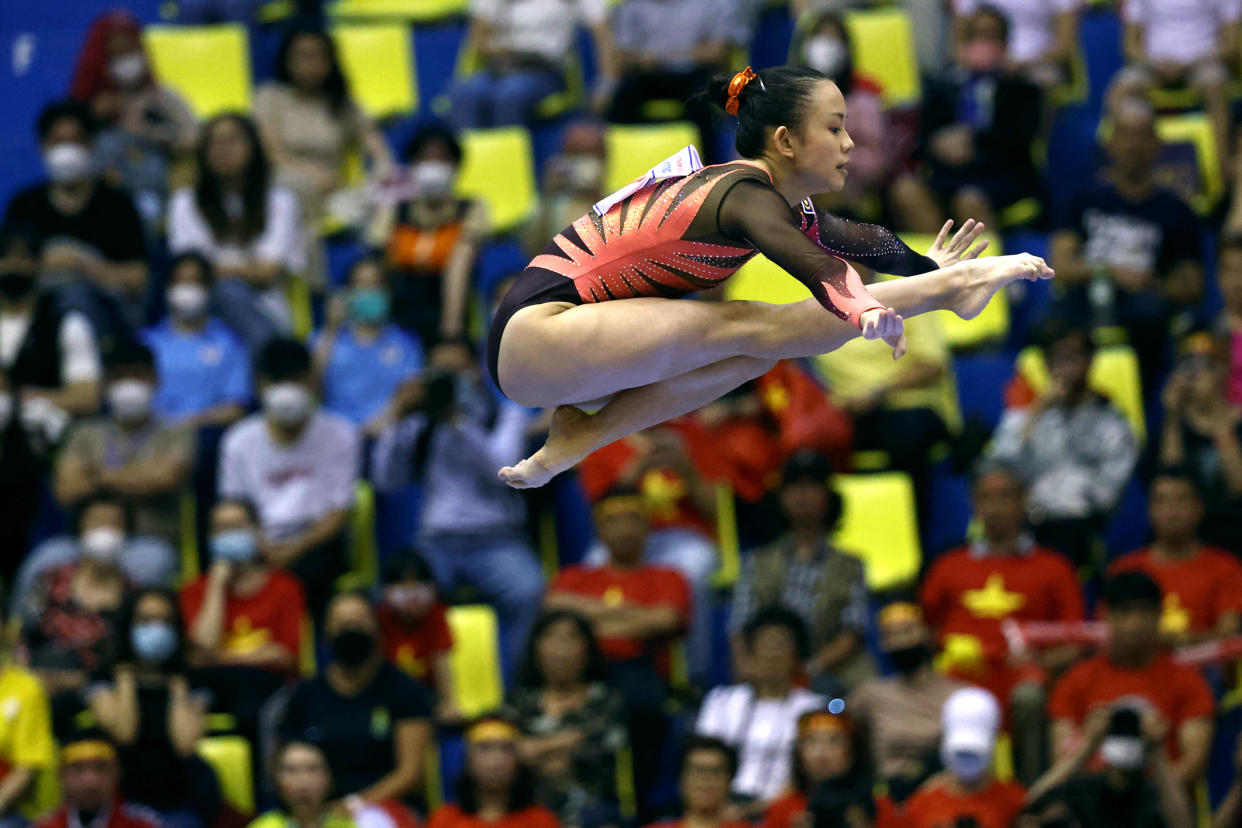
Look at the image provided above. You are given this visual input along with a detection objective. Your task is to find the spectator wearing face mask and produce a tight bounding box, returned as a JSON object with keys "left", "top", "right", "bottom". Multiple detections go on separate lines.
{"left": 951, "top": 0, "right": 1082, "bottom": 90}
{"left": 377, "top": 551, "right": 458, "bottom": 722}
{"left": 86, "top": 588, "right": 220, "bottom": 828}
{"left": 20, "top": 495, "right": 132, "bottom": 680}
{"left": 1023, "top": 705, "right": 1193, "bottom": 828}
{"left": 3, "top": 100, "right": 149, "bottom": 332}
{"left": 51, "top": 341, "right": 192, "bottom": 579}
{"left": 527, "top": 122, "right": 607, "bottom": 256}
{"left": 847, "top": 603, "right": 966, "bottom": 803}
{"left": 277, "top": 592, "right": 434, "bottom": 806}
{"left": 901, "top": 688, "right": 1025, "bottom": 828}
{"left": 313, "top": 256, "right": 425, "bottom": 437}
{"left": 142, "top": 253, "right": 251, "bottom": 428}
{"left": 34, "top": 729, "right": 164, "bottom": 828}
{"left": 219, "top": 337, "right": 360, "bottom": 622}
{"left": 369, "top": 123, "right": 487, "bottom": 345}
{"left": 68, "top": 10, "right": 198, "bottom": 236}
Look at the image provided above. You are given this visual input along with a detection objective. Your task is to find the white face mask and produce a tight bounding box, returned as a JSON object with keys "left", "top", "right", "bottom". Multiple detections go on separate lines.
{"left": 263, "top": 382, "right": 313, "bottom": 427}
{"left": 108, "top": 379, "right": 153, "bottom": 424}
{"left": 1100, "top": 736, "right": 1146, "bottom": 770}
{"left": 804, "top": 35, "right": 849, "bottom": 79}
{"left": 411, "top": 161, "right": 456, "bottom": 198}
{"left": 81, "top": 526, "right": 125, "bottom": 563}
{"left": 44, "top": 142, "right": 93, "bottom": 183}
{"left": 109, "top": 52, "right": 147, "bottom": 87}
{"left": 167, "top": 283, "right": 210, "bottom": 319}
{"left": 566, "top": 155, "right": 604, "bottom": 191}
{"left": 941, "top": 746, "right": 991, "bottom": 784}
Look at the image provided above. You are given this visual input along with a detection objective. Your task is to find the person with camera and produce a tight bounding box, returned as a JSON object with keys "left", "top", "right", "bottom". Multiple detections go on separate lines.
{"left": 371, "top": 340, "right": 543, "bottom": 674}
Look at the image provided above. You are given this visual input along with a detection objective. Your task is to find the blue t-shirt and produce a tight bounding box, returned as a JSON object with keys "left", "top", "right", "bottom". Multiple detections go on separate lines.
{"left": 142, "top": 318, "right": 252, "bottom": 419}
{"left": 317, "top": 324, "right": 425, "bottom": 425}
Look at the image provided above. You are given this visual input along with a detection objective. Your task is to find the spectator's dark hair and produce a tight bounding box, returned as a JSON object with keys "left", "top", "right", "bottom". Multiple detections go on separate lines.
{"left": 168, "top": 251, "right": 216, "bottom": 288}
{"left": 36, "top": 98, "right": 98, "bottom": 142}
{"left": 403, "top": 122, "right": 463, "bottom": 165}
{"left": 211, "top": 497, "right": 262, "bottom": 528}
{"left": 1149, "top": 465, "right": 1205, "bottom": 500}
{"left": 257, "top": 336, "right": 312, "bottom": 382}
{"left": 0, "top": 223, "right": 43, "bottom": 259}
{"left": 798, "top": 12, "right": 855, "bottom": 95}
{"left": 1103, "top": 571, "right": 1162, "bottom": 611}
{"left": 679, "top": 735, "right": 739, "bottom": 779}
{"left": 75, "top": 492, "right": 133, "bottom": 536}
{"left": 113, "top": 588, "right": 187, "bottom": 673}
{"left": 742, "top": 605, "right": 811, "bottom": 660}
{"left": 275, "top": 27, "right": 350, "bottom": 115}
{"left": 791, "top": 710, "right": 870, "bottom": 791}
{"left": 104, "top": 340, "right": 156, "bottom": 375}
{"left": 596, "top": 482, "right": 644, "bottom": 505}
{"left": 516, "top": 609, "right": 610, "bottom": 688}
{"left": 271, "top": 738, "right": 338, "bottom": 801}
{"left": 968, "top": 3, "right": 1011, "bottom": 43}
{"left": 969, "top": 458, "right": 1027, "bottom": 493}
{"left": 703, "top": 65, "right": 828, "bottom": 159}
{"left": 1034, "top": 317, "right": 1095, "bottom": 359}
{"left": 457, "top": 714, "right": 539, "bottom": 815}
{"left": 381, "top": 548, "right": 436, "bottom": 585}
{"left": 345, "top": 253, "right": 391, "bottom": 289}
{"left": 781, "top": 450, "right": 844, "bottom": 528}
{"left": 195, "top": 113, "right": 271, "bottom": 244}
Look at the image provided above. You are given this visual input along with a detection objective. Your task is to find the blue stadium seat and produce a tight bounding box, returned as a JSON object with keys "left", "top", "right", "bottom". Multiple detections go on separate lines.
{"left": 953, "top": 352, "right": 1017, "bottom": 432}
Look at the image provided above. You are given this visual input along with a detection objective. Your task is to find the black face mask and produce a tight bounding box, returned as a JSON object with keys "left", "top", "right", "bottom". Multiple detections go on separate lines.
{"left": 0, "top": 272, "right": 35, "bottom": 301}
{"left": 331, "top": 629, "right": 375, "bottom": 667}
{"left": 886, "top": 643, "right": 931, "bottom": 675}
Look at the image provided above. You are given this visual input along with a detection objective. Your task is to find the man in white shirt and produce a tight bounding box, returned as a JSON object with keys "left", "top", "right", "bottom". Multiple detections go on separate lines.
{"left": 219, "top": 337, "right": 360, "bottom": 621}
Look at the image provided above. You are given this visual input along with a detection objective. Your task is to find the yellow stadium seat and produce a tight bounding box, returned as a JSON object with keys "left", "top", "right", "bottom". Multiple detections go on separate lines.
{"left": 843, "top": 8, "right": 921, "bottom": 108}
{"left": 722, "top": 253, "right": 809, "bottom": 304}
{"left": 329, "top": 0, "right": 468, "bottom": 23}
{"left": 1015, "top": 344, "right": 1146, "bottom": 443}
{"left": 616, "top": 744, "right": 637, "bottom": 819}
{"left": 180, "top": 491, "right": 199, "bottom": 584}
{"left": 337, "top": 480, "right": 378, "bottom": 593}
{"left": 710, "top": 482, "right": 740, "bottom": 589}
{"left": 424, "top": 742, "right": 443, "bottom": 810}
{"left": 331, "top": 24, "right": 418, "bottom": 119}
{"left": 300, "top": 614, "right": 317, "bottom": 677}
{"left": 286, "top": 275, "right": 313, "bottom": 340}
{"left": 143, "top": 25, "right": 252, "bottom": 119}
{"left": 1155, "top": 113, "right": 1224, "bottom": 216}
{"left": 456, "top": 128, "right": 537, "bottom": 234}
{"left": 604, "top": 122, "right": 703, "bottom": 194}
{"left": 197, "top": 735, "right": 254, "bottom": 814}
{"left": 447, "top": 605, "right": 503, "bottom": 717}
{"left": 832, "top": 472, "right": 921, "bottom": 591}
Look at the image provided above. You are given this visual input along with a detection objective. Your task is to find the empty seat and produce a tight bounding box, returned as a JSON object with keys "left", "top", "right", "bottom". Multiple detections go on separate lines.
{"left": 143, "top": 24, "right": 253, "bottom": 118}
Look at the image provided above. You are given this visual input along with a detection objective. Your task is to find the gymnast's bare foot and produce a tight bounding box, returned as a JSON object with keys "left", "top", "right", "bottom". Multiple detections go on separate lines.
{"left": 949, "top": 253, "right": 1053, "bottom": 321}
{"left": 499, "top": 405, "right": 596, "bottom": 489}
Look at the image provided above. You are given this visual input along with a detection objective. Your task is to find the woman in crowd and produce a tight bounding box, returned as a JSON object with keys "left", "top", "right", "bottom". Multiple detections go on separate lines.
{"left": 376, "top": 551, "right": 458, "bottom": 719}
{"left": 763, "top": 710, "right": 874, "bottom": 828}
{"left": 250, "top": 740, "right": 353, "bottom": 828}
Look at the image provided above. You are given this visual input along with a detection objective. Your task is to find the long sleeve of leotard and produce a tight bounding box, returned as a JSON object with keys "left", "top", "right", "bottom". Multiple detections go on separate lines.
{"left": 717, "top": 179, "right": 888, "bottom": 326}
{"left": 800, "top": 198, "right": 941, "bottom": 276}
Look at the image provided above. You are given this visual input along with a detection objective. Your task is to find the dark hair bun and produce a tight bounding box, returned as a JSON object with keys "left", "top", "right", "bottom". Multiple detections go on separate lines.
{"left": 698, "top": 65, "right": 827, "bottom": 158}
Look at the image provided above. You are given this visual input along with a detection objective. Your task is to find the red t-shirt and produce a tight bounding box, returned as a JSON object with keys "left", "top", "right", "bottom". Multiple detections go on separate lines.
{"left": 36, "top": 801, "right": 162, "bottom": 828}
{"left": 378, "top": 602, "right": 453, "bottom": 689}
{"left": 901, "top": 776, "right": 1025, "bottom": 828}
{"left": 1048, "top": 652, "right": 1215, "bottom": 759}
{"left": 762, "top": 791, "right": 807, "bottom": 828}
{"left": 426, "top": 804, "right": 557, "bottom": 828}
{"left": 1107, "top": 547, "right": 1242, "bottom": 635}
{"left": 180, "top": 571, "right": 306, "bottom": 672}
{"left": 920, "top": 545, "right": 1084, "bottom": 663}
{"left": 550, "top": 565, "right": 691, "bottom": 664}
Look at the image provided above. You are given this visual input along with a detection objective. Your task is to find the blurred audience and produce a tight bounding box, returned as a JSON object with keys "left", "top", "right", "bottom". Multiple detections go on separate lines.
{"left": 277, "top": 592, "right": 433, "bottom": 806}
{"left": 847, "top": 603, "right": 965, "bottom": 803}
{"left": 313, "top": 255, "right": 424, "bottom": 435}
{"left": 251, "top": 740, "right": 343, "bottom": 828}
{"left": 35, "top": 729, "right": 164, "bottom": 828}
{"left": 142, "top": 252, "right": 251, "bottom": 427}
{"left": 507, "top": 610, "right": 627, "bottom": 828}
{"left": 988, "top": 321, "right": 1138, "bottom": 564}
{"left": 377, "top": 551, "right": 457, "bottom": 717}
{"left": 4, "top": 100, "right": 149, "bottom": 333}
{"left": 169, "top": 114, "right": 304, "bottom": 351}
{"left": 646, "top": 737, "right": 748, "bottom": 828}
{"left": 952, "top": 0, "right": 1081, "bottom": 89}
{"left": 527, "top": 121, "right": 607, "bottom": 253}
{"left": 697, "top": 607, "right": 828, "bottom": 807}
{"left": 371, "top": 340, "right": 541, "bottom": 672}
{"left": 370, "top": 123, "right": 484, "bottom": 345}
{"left": 219, "top": 337, "right": 360, "bottom": 621}
{"left": 1215, "top": 240, "right": 1242, "bottom": 404}
{"left": 921, "top": 461, "right": 1083, "bottom": 784}
{"left": 891, "top": 6, "right": 1042, "bottom": 233}
{"left": 1049, "top": 572, "right": 1214, "bottom": 788}
{"left": 901, "top": 687, "right": 1025, "bottom": 828}
{"left": 730, "top": 452, "right": 871, "bottom": 696}
{"left": 69, "top": 10, "right": 197, "bottom": 235}
{"left": 764, "top": 710, "right": 874, "bottom": 828}
{"left": 1159, "top": 332, "right": 1242, "bottom": 553}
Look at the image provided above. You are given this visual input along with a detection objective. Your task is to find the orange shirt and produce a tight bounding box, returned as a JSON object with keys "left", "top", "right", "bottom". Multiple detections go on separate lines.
{"left": 180, "top": 571, "right": 306, "bottom": 673}
{"left": 550, "top": 565, "right": 691, "bottom": 665}
{"left": 426, "top": 805, "right": 557, "bottom": 828}
{"left": 762, "top": 792, "right": 806, "bottom": 828}
{"left": 901, "top": 776, "right": 1025, "bottom": 828}
{"left": 1048, "top": 652, "right": 1215, "bottom": 759}
{"left": 1107, "top": 546, "right": 1242, "bottom": 635}
{"left": 920, "top": 543, "right": 1083, "bottom": 663}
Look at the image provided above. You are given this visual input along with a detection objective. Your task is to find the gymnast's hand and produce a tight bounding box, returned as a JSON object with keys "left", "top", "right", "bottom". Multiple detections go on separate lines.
{"left": 925, "top": 219, "right": 989, "bottom": 268}
{"left": 859, "top": 307, "right": 907, "bottom": 360}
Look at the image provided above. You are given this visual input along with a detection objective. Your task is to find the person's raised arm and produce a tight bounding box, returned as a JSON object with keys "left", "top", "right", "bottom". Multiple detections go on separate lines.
{"left": 1173, "top": 717, "right": 1214, "bottom": 787}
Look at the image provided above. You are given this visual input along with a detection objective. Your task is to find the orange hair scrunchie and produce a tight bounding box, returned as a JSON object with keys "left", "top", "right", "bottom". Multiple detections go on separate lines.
{"left": 724, "top": 66, "right": 758, "bottom": 116}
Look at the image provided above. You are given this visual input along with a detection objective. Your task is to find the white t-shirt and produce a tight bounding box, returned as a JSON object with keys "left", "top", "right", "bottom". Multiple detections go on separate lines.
{"left": 0, "top": 309, "right": 101, "bottom": 383}
{"left": 218, "top": 409, "right": 360, "bottom": 539}
{"left": 695, "top": 684, "right": 828, "bottom": 800}
{"left": 1122, "top": 0, "right": 1242, "bottom": 65}
{"left": 471, "top": 0, "right": 608, "bottom": 65}
{"left": 955, "top": 0, "right": 1081, "bottom": 64}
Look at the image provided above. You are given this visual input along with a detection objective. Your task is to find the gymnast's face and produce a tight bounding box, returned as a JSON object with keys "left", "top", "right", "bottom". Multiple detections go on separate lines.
{"left": 785, "top": 80, "right": 854, "bottom": 194}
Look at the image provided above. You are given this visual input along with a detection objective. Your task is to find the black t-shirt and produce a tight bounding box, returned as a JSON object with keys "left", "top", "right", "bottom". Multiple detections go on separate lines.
{"left": 278, "top": 662, "right": 433, "bottom": 795}
{"left": 1056, "top": 182, "right": 1201, "bottom": 278}
{"left": 4, "top": 182, "right": 147, "bottom": 262}
{"left": 1055, "top": 773, "right": 1165, "bottom": 828}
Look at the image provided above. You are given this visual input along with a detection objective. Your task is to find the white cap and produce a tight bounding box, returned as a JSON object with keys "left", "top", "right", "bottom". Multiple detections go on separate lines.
{"left": 941, "top": 687, "right": 1001, "bottom": 760}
